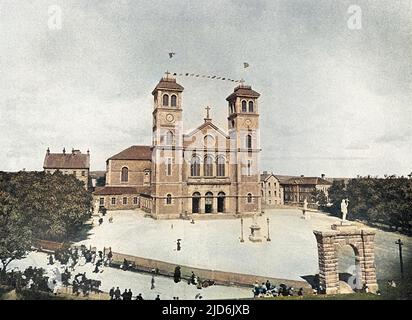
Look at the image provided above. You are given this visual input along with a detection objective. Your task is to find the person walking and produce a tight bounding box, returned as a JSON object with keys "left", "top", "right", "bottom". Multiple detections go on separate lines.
{"left": 109, "top": 287, "right": 115, "bottom": 300}
{"left": 151, "top": 275, "right": 155, "bottom": 290}
{"left": 114, "top": 287, "right": 121, "bottom": 300}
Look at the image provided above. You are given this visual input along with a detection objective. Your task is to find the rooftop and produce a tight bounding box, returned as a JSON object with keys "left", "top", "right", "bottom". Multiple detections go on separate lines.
{"left": 226, "top": 84, "right": 260, "bottom": 101}
{"left": 108, "top": 146, "right": 152, "bottom": 161}
{"left": 43, "top": 149, "right": 90, "bottom": 169}
{"left": 152, "top": 73, "right": 184, "bottom": 95}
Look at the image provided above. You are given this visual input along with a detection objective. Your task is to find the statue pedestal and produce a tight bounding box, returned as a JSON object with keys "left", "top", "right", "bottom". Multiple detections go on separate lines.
{"left": 331, "top": 222, "right": 357, "bottom": 231}
{"left": 249, "top": 223, "right": 263, "bottom": 242}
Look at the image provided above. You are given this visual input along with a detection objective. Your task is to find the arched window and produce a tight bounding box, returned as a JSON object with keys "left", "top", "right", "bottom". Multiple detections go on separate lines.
{"left": 204, "top": 134, "right": 214, "bottom": 147}
{"left": 166, "top": 131, "right": 174, "bottom": 145}
{"left": 204, "top": 155, "right": 213, "bottom": 177}
{"left": 190, "top": 155, "right": 200, "bottom": 177}
{"left": 248, "top": 101, "right": 254, "bottom": 112}
{"left": 216, "top": 156, "right": 225, "bottom": 177}
{"left": 166, "top": 194, "right": 172, "bottom": 205}
{"left": 242, "top": 100, "right": 247, "bottom": 112}
{"left": 247, "top": 193, "right": 253, "bottom": 203}
{"left": 171, "top": 95, "right": 177, "bottom": 107}
{"left": 121, "top": 167, "right": 129, "bottom": 182}
{"left": 163, "top": 94, "right": 169, "bottom": 106}
{"left": 246, "top": 134, "right": 252, "bottom": 149}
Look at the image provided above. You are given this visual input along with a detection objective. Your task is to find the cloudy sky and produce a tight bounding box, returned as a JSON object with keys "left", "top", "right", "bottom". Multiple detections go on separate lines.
{"left": 0, "top": 0, "right": 411, "bottom": 177}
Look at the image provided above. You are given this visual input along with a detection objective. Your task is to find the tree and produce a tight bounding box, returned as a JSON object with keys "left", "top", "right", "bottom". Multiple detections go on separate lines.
{"left": 0, "top": 190, "right": 32, "bottom": 275}
{"left": 310, "top": 189, "right": 328, "bottom": 210}
{"left": 7, "top": 171, "right": 92, "bottom": 242}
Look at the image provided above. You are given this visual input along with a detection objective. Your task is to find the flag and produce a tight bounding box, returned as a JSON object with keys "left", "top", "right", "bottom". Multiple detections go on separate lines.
{"left": 244, "top": 62, "right": 250, "bottom": 68}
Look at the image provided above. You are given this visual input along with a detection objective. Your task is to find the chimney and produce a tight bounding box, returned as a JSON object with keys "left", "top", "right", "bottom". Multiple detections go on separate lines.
{"left": 263, "top": 171, "right": 268, "bottom": 175}
{"left": 63, "top": 148, "right": 66, "bottom": 155}
{"left": 321, "top": 174, "right": 325, "bottom": 179}
{"left": 47, "top": 148, "right": 50, "bottom": 155}
{"left": 72, "top": 148, "right": 75, "bottom": 155}
{"left": 301, "top": 175, "right": 304, "bottom": 178}
{"left": 87, "top": 149, "right": 90, "bottom": 155}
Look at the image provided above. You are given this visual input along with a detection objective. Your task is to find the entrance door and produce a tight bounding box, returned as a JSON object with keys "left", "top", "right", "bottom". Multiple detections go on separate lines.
{"left": 205, "top": 192, "right": 213, "bottom": 213}
{"left": 217, "top": 192, "right": 225, "bottom": 213}
{"left": 192, "top": 192, "right": 200, "bottom": 213}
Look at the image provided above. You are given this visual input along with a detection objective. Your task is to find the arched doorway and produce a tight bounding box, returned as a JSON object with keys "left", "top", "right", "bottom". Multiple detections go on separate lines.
{"left": 192, "top": 192, "right": 200, "bottom": 214}
{"left": 205, "top": 192, "right": 213, "bottom": 213}
{"left": 337, "top": 244, "right": 362, "bottom": 292}
{"left": 217, "top": 192, "right": 225, "bottom": 213}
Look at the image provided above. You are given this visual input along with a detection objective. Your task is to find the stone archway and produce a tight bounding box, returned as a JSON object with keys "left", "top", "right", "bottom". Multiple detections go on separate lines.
{"left": 313, "top": 224, "right": 378, "bottom": 294}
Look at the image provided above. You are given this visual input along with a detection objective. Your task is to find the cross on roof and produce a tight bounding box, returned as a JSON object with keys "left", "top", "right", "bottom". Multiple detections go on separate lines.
{"left": 205, "top": 106, "right": 211, "bottom": 119}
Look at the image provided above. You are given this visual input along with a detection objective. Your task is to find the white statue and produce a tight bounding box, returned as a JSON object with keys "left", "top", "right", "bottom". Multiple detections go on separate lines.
{"left": 341, "top": 198, "right": 349, "bottom": 221}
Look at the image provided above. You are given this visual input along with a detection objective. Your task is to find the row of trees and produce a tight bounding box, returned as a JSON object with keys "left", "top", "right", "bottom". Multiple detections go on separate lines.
{"left": 321, "top": 176, "right": 412, "bottom": 234}
{"left": 0, "top": 171, "right": 92, "bottom": 273}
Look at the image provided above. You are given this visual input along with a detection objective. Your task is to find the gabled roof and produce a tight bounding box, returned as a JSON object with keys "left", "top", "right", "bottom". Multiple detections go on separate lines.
{"left": 44, "top": 152, "right": 90, "bottom": 169}
{"left": 184, "top": 121, "right": 229, "bottom": 140}
{"left": 108, "top": 146, "right": 152, "bottom": 161}
{"left": 282, "top": 177, "right": 332, "bottom": 186}
{"left": 226, "top": 85, "right": 260, "bottom": 101}
{"left": 274, "top": 175, "right": 298, "bottom": 184}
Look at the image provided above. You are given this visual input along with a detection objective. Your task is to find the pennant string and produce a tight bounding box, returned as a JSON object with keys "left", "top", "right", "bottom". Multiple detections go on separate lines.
{"left": 170, "top": 71, "right": 243, "bottom": 83}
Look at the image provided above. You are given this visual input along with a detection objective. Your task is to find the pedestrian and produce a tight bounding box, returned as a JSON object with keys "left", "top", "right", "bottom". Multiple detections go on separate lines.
{"left": 114, "top": 287, "right": 121, "bottom": 300}
{"left": 121, "top": 289, "right": 129, "bottom": 300}
{"left": 109, "top": 287, "right": 115, "bottom": 300}
{"left": 99, "top": 217, "right": 104, "bottom": 226}
{"left": 174, "top": 266, "right": 181, "bottom": 283}
{"left": 177, "top": 239, "right": 181, "bottom": 251}
{"left": 48, "top": 254, "right": 54, "bottom": 265}
{"left": 109, "top": 216, "right": 113, "bottom": 223}
{"left": 151, "top": 275, "right": 155, "bottom": 290}
{"left": 136, "top": 293, "right": 144, "bottom": 300}
{"left": 155, "top": 295, "right": 160, "bottom": 300}
{"left": 298, "top": 288, "right": 304, "bottom": 296}
{"left": 190, "top": 272, "right": 196, "bottom": 285}
{"left": 127, "top": 289, "right": 133, "bottom": 300}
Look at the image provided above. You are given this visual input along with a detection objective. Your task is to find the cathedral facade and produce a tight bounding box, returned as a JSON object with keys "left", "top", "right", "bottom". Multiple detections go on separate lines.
{"left": 94, "top": 73, "right": 262, "bottom": 219}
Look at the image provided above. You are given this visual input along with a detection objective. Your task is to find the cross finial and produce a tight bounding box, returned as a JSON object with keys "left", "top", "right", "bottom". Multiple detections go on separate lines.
{"left": 205, "top": 106, "right": 211, "bottom": 119}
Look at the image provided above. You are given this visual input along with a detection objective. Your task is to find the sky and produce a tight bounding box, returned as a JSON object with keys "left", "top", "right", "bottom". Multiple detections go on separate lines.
{"left": 0, "top": 0, "right": 411, "bottom": 177}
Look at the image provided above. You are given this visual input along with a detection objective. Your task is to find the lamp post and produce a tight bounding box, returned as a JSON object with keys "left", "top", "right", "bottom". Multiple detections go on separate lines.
{"left": 395, "top": 239, "right": 404, "bottom": 279}
{"left": 240, "top": 218, "right": 244, "bottom": 243}
{"left": 266, "top": 218, "right": 271, "bottom": 242}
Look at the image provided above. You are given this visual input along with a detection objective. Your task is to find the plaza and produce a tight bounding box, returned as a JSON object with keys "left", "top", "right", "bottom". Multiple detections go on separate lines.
{"left": 78, "top": 208, "right": 411, "bottom": 282}
{"left": 5, "top": 208, "right": 411, "bottom": 300}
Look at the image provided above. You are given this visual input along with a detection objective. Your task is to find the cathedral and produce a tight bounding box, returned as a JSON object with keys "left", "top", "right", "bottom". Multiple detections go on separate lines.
{"left": 94, "top": 73, "right": 262, "bottom": 219}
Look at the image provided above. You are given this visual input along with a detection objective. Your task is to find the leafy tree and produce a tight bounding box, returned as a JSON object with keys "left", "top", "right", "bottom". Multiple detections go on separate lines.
{"left": 310, "top": 189, "right": 328, "bottom": 210}
{"left": 325, "top": 175, "right": 412, "bottom": 234}
{"left": 0, "top": 190, "right": 32, "bottom": 274}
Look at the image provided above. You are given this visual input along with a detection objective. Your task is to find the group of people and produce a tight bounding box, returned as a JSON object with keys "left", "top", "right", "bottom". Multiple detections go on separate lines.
{"left": 108, "top": 287, "right": 161, "bottom": 300}
{"left": 71, "top": 272, "right": 102, "bottom": 297}
{"left": 253, "top": 280, "right": 304, "bottom": 298}
{"left": 46, "top": 245, "right": 115, "bottom": 296}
